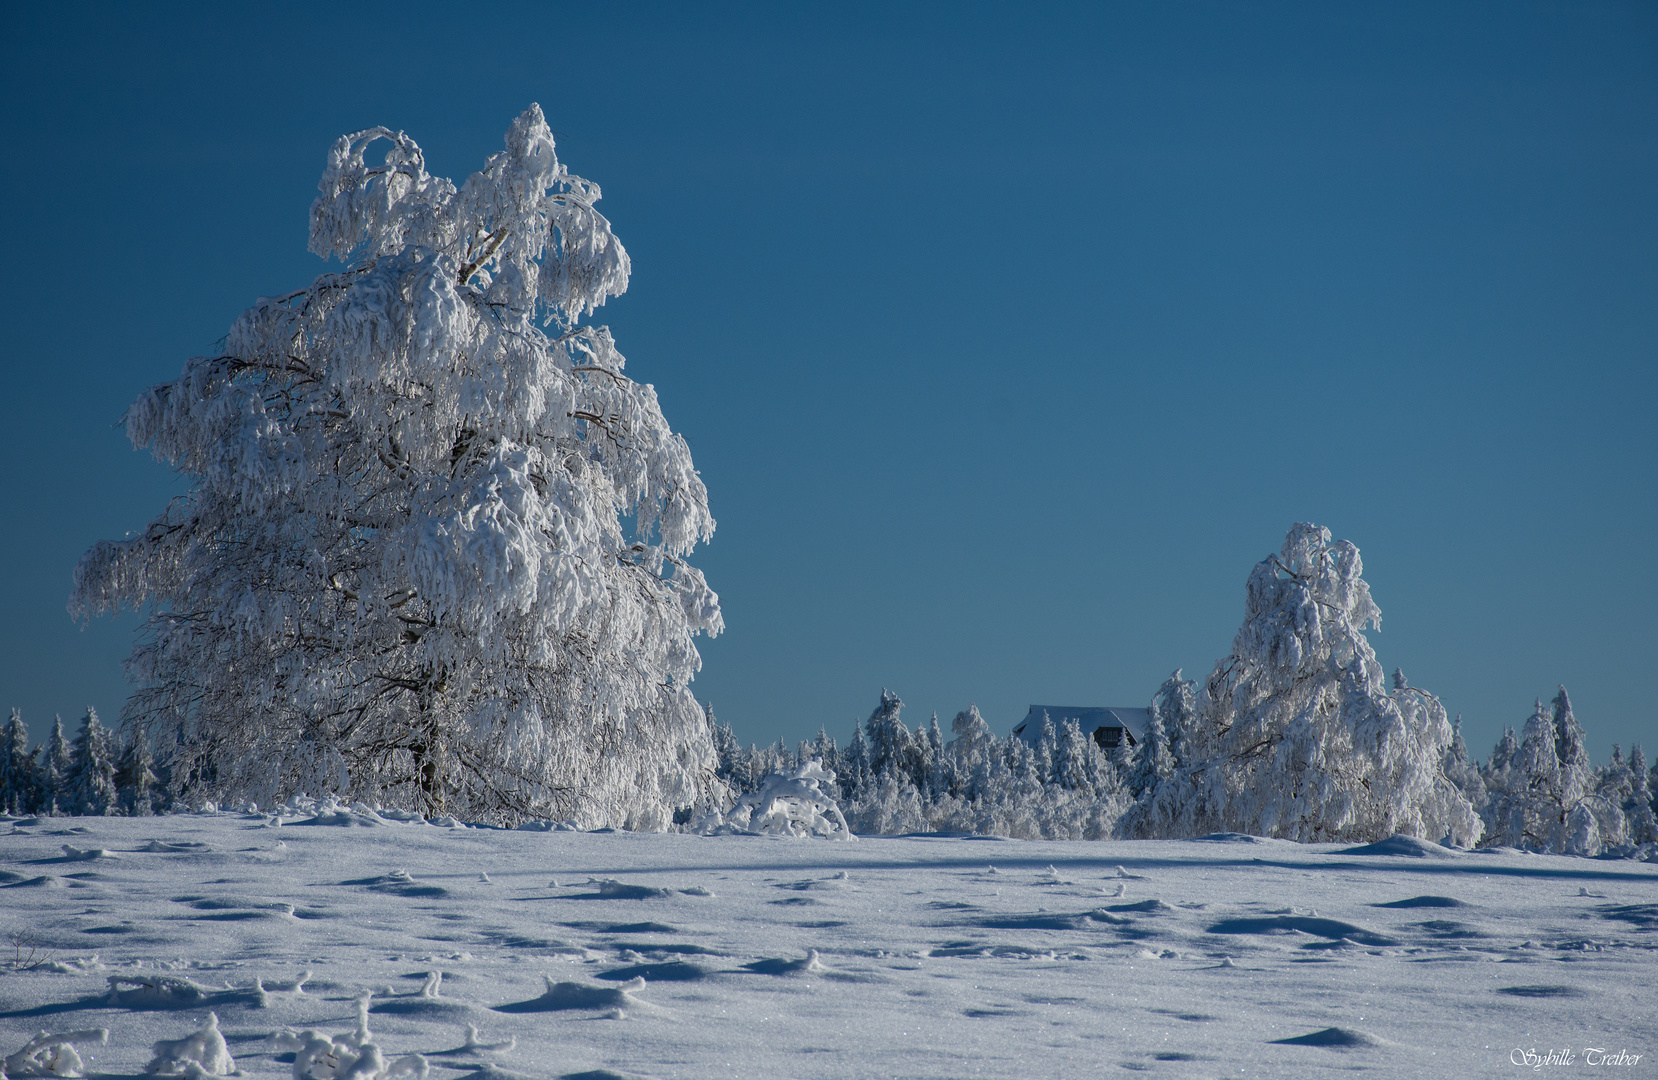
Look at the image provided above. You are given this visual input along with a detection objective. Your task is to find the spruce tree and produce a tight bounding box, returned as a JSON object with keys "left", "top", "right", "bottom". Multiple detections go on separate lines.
{"left": 115, "top": 725, "right": 161, "bottom": 817}
{"left": 1, "top": 709, "right": 41, "bottom": 815}
{"left": 42, "top": 716, "right": 72, "bottom": 815}
{"left": 65, "top": 708, "right": 117, "bottom": 816}
{"left": 1627, "top": 745, "right": 1658, "bottom": 845}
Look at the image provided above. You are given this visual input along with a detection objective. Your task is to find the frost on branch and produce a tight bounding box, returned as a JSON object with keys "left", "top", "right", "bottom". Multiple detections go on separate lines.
{"left": 1128, "top": 523, "right": 1482, "bottom": 844}
{"left": 70, "top": 106, "right": 720, "bottom": 827}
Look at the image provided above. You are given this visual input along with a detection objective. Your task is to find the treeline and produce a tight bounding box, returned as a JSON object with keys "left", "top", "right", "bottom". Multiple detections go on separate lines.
{"left": 712, "top": 679, "right": 1658, "bottom": 855}
{"left": 0, "top": 708, "right": 167, "bottom": 816}
{"left": 712, "top": 690, "right": 1132, "bottom": 841}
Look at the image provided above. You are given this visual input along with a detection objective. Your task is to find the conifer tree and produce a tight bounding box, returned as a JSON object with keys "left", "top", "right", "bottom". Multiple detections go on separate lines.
{"left": 1627, "top": 745, "right": 1658, "bottom": 845}
{"left": 1052, "top": 718, "right": 1100, "bottom": 793}
{"left": 42, "top": 716, "right": 72, "bottom": 815}
{"left": 1442, "top": 715, "right": 1487, "bottom": 810}
{"left": 1126, "top": 671, "right": 1190, "bottom": 800}
{"left": 115, "top": 725, "right": 162, "bottom": 817}
{"left": 65, "top": 708, "right": 117, "bottom": 816}
{"left": 1, "top": 710, "right": 41, "bottom": 815}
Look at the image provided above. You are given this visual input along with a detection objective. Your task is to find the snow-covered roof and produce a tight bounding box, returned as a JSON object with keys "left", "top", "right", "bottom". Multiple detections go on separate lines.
{"left": 1011, "top": 705, "right": 1150, "bottom": 746}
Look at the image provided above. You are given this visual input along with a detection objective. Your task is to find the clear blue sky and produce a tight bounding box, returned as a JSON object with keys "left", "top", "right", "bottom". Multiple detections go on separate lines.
{"left": 2, "top": 2, "right": 1654, "bottom": 764}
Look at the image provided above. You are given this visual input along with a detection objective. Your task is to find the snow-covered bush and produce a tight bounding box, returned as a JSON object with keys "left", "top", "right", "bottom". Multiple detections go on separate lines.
{"left": 70, "top": 106, "right": 721, "bottom": 827}
{"left": 1126, "top": 523, "right": 1482, "bottom": 845}
{"left": 701, "top": 760, "right": 853, "bottom": 838}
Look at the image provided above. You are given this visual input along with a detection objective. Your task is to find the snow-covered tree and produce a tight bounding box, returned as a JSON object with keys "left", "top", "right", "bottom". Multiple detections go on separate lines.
{"left": 64, "top": 708, "right": 118, "bottom": 816}
{"left": 864, "top": 690, "right": 923, "bottom": 790}
{"left": 0, "top": 710, "right": 40, "bottom": 814}
{"left": 1053, "top": 718, "right": 1105, "bottom": 794}
{"left": 116, "top": 725, "right": 163, "bottom": 816}
{"left": 1441, "top": 715, "right": 1487, "bottom": 810}
{"left": 1626, "top": 744, "right": 1658, "bottom": 845}
{"left": 41, "top": 715, "right": 72, "bottom": 815}
{"left": 1482, "top": 688, "right": 1626, "bottom": 854}
{"left": 1126, "top": 670, "right": 1191, "bottom": 799}
{"left": 69, "top": 107, "right": 722, "bottom": 827}
{"left": 1133, "top": 523, "right": 1481, "bottom": 844}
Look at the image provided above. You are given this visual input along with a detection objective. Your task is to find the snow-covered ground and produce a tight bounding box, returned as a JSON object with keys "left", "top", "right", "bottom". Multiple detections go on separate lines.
{"left": 1, "top": 811, "right": 1653, "bottom": 1079}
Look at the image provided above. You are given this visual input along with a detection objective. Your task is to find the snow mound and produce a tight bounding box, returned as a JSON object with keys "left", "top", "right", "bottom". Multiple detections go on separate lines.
{"left": 299, "top": 798, "right": 394, "bottom": 827}
{"left": 1372, "top": 895, "right": 1467, "bottom": 908}
{"left": 700, "top": 761, "right": 852, "bottom": 840}
{"left": 1205, "top": 915, "right": 1397, "bottom": 947}
{"left": 1336, "top": 835, "right": 1458, "bottom": 858}
{"left": 106, "top": 975, "right": 266, "bottom": 1010}
{"left": 58, "top": 845, "right": 113, "bottom": 861}
{"left": 1192, "top": 833, "right": 1274, "bottom": 844}
{"left": 2, "top": 1029, "right": 107, "bottom": 1078}
{"left": 493, "top": 976, "right": 648, "bottom": 1014}
{"left": 1271, "top": 1027, "right": 1385, "bottom": 1048}
{"left": 742, "top": 950, "right": 826, "bottom": 976}
{"left": 372, "top": 972, "right": 473, "bottom": 1016}
{"left": 145, "top": 1012, "right": 235, "bottom": 1076}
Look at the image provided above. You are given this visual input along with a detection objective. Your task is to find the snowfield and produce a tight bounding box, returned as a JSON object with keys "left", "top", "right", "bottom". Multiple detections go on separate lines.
{"left": 1, "top": 811, "right": 1653, "bottom": 1079}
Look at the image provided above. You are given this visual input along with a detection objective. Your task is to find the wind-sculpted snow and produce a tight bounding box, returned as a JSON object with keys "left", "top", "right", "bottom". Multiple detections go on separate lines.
{"left": 1, "top": 814, "right": 1654, "bottom": 1077}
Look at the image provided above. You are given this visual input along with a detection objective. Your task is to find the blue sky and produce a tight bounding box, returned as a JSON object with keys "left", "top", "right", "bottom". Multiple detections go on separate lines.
{"left": 1, "top": 2, "right": 1654, "bottom": 763}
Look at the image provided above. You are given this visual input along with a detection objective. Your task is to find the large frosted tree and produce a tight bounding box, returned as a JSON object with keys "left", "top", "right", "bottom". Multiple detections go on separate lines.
{"left": 1134, "top": 523, "right": 1482, "bottom": 844}
{"left": 71, "top": 107, "right": 722, "bottom": 827}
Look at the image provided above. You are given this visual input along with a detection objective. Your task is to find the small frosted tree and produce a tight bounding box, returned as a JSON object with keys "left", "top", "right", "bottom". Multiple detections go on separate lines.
{"left": 116, "top": 725, "right": 162, "bottom": 817}
{"left": 42, "top": 716, "right": 72, "bottom": 815}
{"left": 1627, "top": 745, "right": 1658, "bottom": 845}
{"left": 1126, "top": 670, "right": 1191, "bottom": 800}
{"left": 70, "top": 107, "right": 721, "bottom": 826}
{"left": 1482, "top": 689, "right": 1624, "bottom": 854}
{"left": 1441, "top": 715, "right": 1487, "bottom": 810}
{"left": 1136, "top": 523, "right": 1481, "bottom": 844}
{"left": 65, "top": 708, "right": 118, "bottom": 816}
{"left": 0, "top": 710, "right": 40, "bottom": 814}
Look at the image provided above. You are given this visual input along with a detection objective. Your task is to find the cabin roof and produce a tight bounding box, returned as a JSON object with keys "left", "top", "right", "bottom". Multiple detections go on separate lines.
{"left": 1011, "top": 705, "right": 1150, "bottom": 744}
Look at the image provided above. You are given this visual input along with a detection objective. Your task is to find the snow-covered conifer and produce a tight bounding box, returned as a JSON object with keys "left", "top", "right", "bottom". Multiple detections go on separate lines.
{"left": 116, "top": 725, "right": 162, "bottom": 817}
{"left": 1482, "top": 690, "right": 1628, "bottom": 854}
{"left": 0, "top": 709, "right": 40, "bottom": 814}
{"left": 1052, "top": 718, "right": 1099, "bottom": 793}
{"left": 69, "top": 107, "right": 722, "bottom": 826}
{"left": 42, "top": 715, "right": 72, "bottom": 815}
{"left": 65, "top": 708, "right": 118, "bottom": 816}
{"left": 1550, "top": 687, "right": 1593, "bottom": 813}
{"left": 1134, "top": 524, "right": 1481, "bottom": 844}
{"left": 864, "top": 690, "right": 919, "bottom": 787}
{"left": 1125, "top": 672, "right": 1189, "bottom": 800}
{"left": 1442, "top": 715, "right": 1487, "bottom": 810}
{"left": 1627, "top": 745, "right": 1658, "bottom": 844}
{"left": 922, "top": 714, "right": 947, "bottom": 801}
